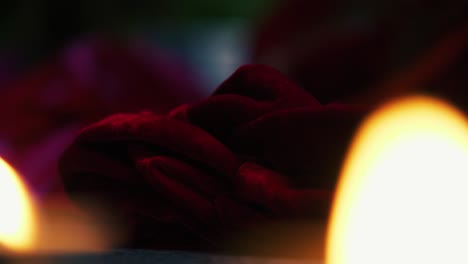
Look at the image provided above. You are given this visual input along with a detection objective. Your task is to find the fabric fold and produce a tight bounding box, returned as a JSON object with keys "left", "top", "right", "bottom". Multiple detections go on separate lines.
{"left": 59, "top": 64, "right": 367, "bottom": 253}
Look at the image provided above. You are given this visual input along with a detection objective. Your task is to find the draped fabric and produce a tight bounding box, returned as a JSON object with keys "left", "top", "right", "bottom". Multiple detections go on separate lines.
{"left": 59, "top": 64, "right": 367, "bottom": 254}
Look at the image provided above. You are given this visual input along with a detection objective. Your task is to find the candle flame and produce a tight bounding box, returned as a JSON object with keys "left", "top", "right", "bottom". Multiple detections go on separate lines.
{"left": 327, "top": 96, "right": 468, "bottom": 264}
{"left": 0, "top": 158, "right": 122, "bottom": 255}
{"left": 0, "top": 158, "right": 37, "bottom": 252}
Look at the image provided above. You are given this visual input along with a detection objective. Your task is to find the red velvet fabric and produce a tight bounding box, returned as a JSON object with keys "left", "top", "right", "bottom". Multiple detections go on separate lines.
{"left": 0, "top": 37, "right": 203, "bottom": 198}
{"left": 59, "top": 64, "right": 368, "bottom": 253}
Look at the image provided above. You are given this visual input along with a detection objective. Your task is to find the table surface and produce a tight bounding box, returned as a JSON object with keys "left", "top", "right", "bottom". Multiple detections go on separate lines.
{"left": 3, "top": 250, "right": 322, "bottom": 264}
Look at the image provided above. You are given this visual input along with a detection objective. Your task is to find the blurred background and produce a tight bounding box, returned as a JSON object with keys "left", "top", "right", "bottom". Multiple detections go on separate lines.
{"left": 0, "top": 0, "right": 276, "bottom": 198}
{"left": 0, "top": 1, "right": 466, "bottom": 258}
{"left": 1, "top": 0, "right": 466, "bottom": 100}
{"left": 0, "top": 0, "right": 466, "bottom": 200}
{"left": 0, "top": 0, "right": 275, "bottom": 91}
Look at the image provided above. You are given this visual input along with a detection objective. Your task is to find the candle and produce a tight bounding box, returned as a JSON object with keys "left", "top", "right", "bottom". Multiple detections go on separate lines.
{"left": 0, "top": 157, "right": 315, "bottom": 263}
{"left": 6, "top": 95, "right": 468, "bottom": 263}
{"left": 0, "top": 157, "right": 37, "bottom": 253}
{"left": 0, "top": 157, "right": 116, "bottom": 256}
{"left": 326, "top": 95, "right": 468, "bottom": 264}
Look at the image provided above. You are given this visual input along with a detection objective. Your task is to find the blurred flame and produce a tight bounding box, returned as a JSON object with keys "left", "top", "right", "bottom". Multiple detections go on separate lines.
{"left": 0, "top": 158, "right": 120, "bottom": 255}
{"left": 0, "top": 158, "right": 37, "bottom": 252}
{"left": 327, "top": 96, "right": 468, "bottom": 264}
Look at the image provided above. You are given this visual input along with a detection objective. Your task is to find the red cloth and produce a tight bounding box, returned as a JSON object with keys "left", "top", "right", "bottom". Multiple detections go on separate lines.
{"left": 0, "top": 37, "right": 203, "bottom": 198}
{"left": 59, "top": 64, "right": 368, "bottom": 253}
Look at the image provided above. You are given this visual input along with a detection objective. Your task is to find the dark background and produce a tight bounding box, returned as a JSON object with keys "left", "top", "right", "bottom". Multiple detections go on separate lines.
{"left": 0, "top": 0, "right": 275, "bottom": 91}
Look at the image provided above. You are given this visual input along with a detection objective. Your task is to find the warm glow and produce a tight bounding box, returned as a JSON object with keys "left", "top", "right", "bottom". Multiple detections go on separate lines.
{"left": 0, "top": 157, "right": 120, "bottom": 255}
{"left": 327, "top": 96, "right": 468, "bottom": 264}
{"left": 0, "top": 158, "right": 37, "bottom": 252}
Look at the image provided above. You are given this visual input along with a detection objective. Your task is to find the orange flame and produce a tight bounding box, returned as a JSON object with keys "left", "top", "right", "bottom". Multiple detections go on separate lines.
{"left": 326, "top": 96, "right": 468, "bottom": 264}
{"left": 0, "top": 158, "right": 121, "bottom": 255}
{"left": 0, "top": 158, "right": 37, "bottom": 252}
